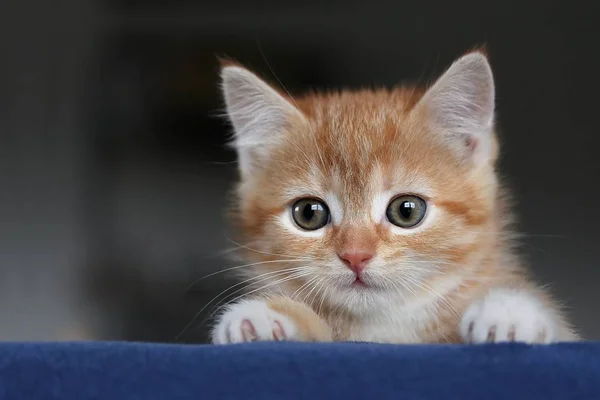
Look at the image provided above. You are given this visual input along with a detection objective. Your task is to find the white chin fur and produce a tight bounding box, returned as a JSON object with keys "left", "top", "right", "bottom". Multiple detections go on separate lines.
{"left": 324, "top": 283, "right": 403, "bottom": 316}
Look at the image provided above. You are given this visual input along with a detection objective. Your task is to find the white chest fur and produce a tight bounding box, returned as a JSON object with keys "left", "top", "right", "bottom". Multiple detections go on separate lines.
{"left": 344, "top": 298, "right": 441, "bottom": 343}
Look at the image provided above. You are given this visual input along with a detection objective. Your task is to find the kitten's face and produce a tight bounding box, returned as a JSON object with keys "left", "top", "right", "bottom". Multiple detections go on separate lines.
{"left": 222, "top": 53, "right": 499, "bottom": 314}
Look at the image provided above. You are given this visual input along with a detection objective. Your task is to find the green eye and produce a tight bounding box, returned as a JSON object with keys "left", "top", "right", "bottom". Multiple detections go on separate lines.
{"left": 386, "top": 195, "right": 427, "bottom": 228}
{"left": 291, "top": 198, "right": 330, "bottom": 231}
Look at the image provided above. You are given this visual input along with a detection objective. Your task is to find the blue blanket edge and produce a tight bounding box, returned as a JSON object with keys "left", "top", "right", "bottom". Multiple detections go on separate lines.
{"left": 0, "top": 341, "right": 598, "bottom": 399}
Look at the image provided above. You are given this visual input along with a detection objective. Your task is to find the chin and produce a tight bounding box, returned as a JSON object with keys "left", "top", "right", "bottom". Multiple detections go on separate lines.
{"left": 325, "top": 281, "right": 394, "bottom": 316}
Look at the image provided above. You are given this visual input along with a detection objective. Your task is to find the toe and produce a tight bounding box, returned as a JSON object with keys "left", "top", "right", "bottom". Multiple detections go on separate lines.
{"left": 241, "top": 319, "right": 258, "bottom": 342}
{"left": 272, "top": 320, "right": 286, "bottom": 341}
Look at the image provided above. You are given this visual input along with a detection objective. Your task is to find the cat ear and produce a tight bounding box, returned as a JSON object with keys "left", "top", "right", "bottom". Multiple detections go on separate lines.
{"left": 220, "top": 64, "right": 305, "bottom": 178}
{"left": 416, "top": 51, "right": 496, "bottom": 167}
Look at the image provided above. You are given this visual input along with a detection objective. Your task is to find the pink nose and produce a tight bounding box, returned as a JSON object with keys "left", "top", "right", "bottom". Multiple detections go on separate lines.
{"left": 338, "top": 251, "right": 374, "bottom": 274}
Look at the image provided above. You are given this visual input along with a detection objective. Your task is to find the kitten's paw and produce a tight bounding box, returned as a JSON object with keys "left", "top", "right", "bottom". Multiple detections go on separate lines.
{"left": 212, "top": 299, "right": 298, "bottom": 344}
{"left": 460, "top": 288, "right": 556, "bottom": 344}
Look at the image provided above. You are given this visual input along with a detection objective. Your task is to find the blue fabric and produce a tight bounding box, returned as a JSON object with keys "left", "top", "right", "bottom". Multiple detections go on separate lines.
{"left": 0, "top": 341, "right": 598, "bottom": 399}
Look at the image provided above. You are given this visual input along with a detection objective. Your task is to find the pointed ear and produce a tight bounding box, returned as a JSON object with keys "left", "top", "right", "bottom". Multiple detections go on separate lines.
{"left": 415, "top": 52, "right": 496, "bottom": 167}
{"left": 220, "top": 65, "right": 305, "bottom": 179}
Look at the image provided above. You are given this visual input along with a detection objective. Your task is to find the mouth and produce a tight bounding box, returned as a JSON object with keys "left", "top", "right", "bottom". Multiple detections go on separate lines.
{"left": 351, "top": 276, "right": 366, "bottom": 287}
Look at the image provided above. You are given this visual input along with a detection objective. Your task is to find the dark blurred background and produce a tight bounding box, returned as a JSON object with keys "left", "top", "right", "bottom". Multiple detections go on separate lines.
{"left": 0, "top": 0, "right": 598, "bottom": 343}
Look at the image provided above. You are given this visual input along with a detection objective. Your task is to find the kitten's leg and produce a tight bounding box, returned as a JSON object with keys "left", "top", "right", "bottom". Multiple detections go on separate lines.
{"left": 459, "top": 288, "right": 578, "bottom": 344}
{"left": 212, "top": 296, "right": 333, "bottom": 344}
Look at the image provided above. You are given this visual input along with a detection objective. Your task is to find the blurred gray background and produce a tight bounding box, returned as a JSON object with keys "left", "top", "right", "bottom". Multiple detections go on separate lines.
{"left": 0, "top": 0, "right": 598, "bottom": 343}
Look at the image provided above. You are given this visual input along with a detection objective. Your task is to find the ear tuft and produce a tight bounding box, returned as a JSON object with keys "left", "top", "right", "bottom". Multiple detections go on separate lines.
{"left": 216, "top": 55, "right": 243, "bottom": 69}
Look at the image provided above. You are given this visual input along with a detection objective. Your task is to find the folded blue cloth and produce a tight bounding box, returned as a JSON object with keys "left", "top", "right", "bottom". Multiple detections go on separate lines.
{"left": 0, "top": 341, "right": 597, "bottom": 399}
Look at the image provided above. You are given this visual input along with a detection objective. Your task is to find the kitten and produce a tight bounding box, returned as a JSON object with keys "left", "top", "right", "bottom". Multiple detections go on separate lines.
{"left": 211, "top": 51, "right": 578, "bottom": 344}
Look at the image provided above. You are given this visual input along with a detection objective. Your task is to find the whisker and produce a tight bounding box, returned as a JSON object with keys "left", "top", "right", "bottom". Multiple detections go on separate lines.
{"left": 301, "top": 277, "right": 323, "bottom": 308}
{"left": 224, "top": 236, "right": 313, "bottom": 260}
{"left": 211, "top": 271, "right": 313, "bottom": 317}
{"left": 397, "top": 277, "right": 419, "bottom": 300}
{"left": 173, "top": 268, "right": 310, "bottom": 341}
{"left": 185, "top": 259, "right": 308, "bottom": 291}
{"left": 290, "top": 276, "right": 319, "bottom": 301}
{"left": 316, "top": 280, "right": 331, "bottom": 317}
{"left": 460, "top": 229, "right": 567, "bottom": 237}
{"left": 401, "top": 274, "right": 460, "bottom": 317}
{"left": 256, "top": 40, "right": 300, "bottom": 110}
{"left": 308, "top": 278, "right": 326, "bottom": 311}
{"left": 385, "top": 276, "right": 408, "bottom": 304}
{"left": 208, "top": 268, "right": 312, "bottom": 314}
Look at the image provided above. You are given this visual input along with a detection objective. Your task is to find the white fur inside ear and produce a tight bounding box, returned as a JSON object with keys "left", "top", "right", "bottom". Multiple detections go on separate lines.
{"left": 221, "top": 66, "right": 304, "bottom": 178}
{"left": 417, "top": 52, "right": 495, "bottom": 166}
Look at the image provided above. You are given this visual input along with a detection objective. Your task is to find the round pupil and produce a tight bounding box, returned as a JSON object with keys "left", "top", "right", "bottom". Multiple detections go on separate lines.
{"left": 399, "top": 201, "right": 415, "bottom": 219}
{"left": 302, "top": 203, "right": 322, "bottom": 221}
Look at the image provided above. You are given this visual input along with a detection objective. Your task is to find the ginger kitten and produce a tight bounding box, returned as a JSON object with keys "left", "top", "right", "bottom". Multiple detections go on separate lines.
{"left": 211, "top": 51, "right": 578, "bottom": 344}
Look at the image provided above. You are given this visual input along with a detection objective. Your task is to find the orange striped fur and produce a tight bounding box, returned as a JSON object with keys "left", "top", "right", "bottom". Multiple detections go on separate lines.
{"left": 212, "top": 51, "right": 578, "bottom": 344}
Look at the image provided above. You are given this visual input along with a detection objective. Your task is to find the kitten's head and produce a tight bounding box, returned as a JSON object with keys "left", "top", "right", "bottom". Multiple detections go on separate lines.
{"left": 221, "top": 52, "right": 500, "bottom": 314}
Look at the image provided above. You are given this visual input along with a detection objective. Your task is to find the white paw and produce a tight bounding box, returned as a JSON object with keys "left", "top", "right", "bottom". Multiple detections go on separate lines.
{"left": 460, "top": 288, "right": 556, "bottom": 344}
{"left": 212, "top": 299, "right": 298, "bottom": 344}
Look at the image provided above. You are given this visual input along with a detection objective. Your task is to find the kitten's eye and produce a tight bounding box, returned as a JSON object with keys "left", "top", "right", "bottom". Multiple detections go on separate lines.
{"left": 291, "top": 198, "right": 330, "bottom": 231}
{"left": 386, "top": 195, "right": 427, "bottom": 228}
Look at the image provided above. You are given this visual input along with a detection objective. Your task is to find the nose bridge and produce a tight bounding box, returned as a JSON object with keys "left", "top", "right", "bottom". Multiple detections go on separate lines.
{"left": 338, "top": 189, "right": 373, "bottom": 231}
{"left": 333, "top": 169, "right": 377, "bottom": 253}
{"left": 335, "top": 224, "right": 377, "bottom": 255}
